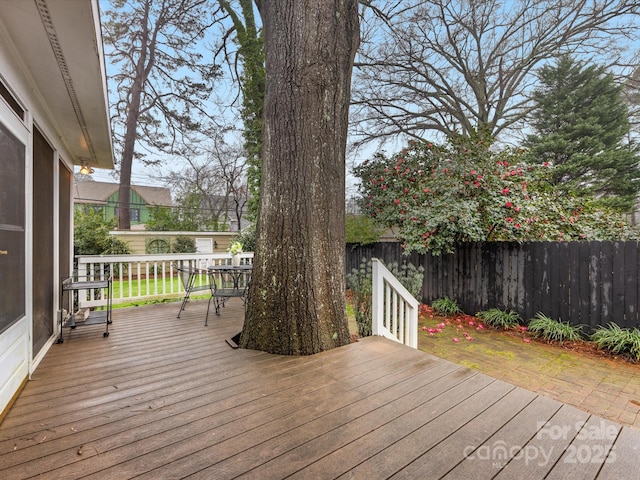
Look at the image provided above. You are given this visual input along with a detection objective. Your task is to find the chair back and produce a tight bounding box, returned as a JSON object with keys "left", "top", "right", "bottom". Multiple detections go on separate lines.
{"left": 172, "top": 263, "right": 196, "bottom": 291}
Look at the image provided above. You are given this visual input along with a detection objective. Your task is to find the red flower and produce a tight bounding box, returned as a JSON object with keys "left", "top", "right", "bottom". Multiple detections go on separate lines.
{"left": 501, "top": 187, "right": 510, "bottom": 195}
{"left": 505, "top": 202, "right": 513, "bottom": 208}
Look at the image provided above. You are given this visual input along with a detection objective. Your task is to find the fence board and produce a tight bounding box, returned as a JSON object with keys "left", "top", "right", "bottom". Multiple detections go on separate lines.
{"left": 577, "top": 242, "right": 590, "bottom": 327}
{"left": 568, "top": 243, "right": 580, "bottom": 324}
{"left": 612, "top": 242, "right": 626, "bottom": 327}
{"left": 558, "top": 243, "right": 570, "bottom": 322}
{"left": 473, "top": 243, "right": 484, "bottom": 313}
{"left": 523, "top": 245, "right": 534, "bottom": 320}
{"left": 531, "top": 242, "right": 546, "bottom": 316}
{"left": 548, "top": 242, "right": 560, "bottom": 320}
{"left": 624, "top": 241, "right": 638, "bottom": 327}
{"left": 600, "top": 242, "right": 614, "bottom": 327}
{"left": 588, "top": 242, "right": 602, "bottom": 330}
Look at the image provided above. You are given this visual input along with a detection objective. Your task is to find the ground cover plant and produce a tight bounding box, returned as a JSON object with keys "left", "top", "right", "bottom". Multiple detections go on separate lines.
{"left": 591, "top": 323, "right": 640, "bottom": 362}
{"left": 476, "top": 308, "right": 521, "bottom": 330}
{"left": 527, "top": 312, "right": 584, "bottom": 343}
{"left": 430, "top": 296, "right": 461, "bottom": 315}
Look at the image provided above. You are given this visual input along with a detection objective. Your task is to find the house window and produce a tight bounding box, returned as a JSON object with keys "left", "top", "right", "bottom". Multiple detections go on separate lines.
{"left": 0, "top": 80, "right": 24, "bottom": 121}
{"left": 114, "top": 207, "right": 140, "bottom": 222}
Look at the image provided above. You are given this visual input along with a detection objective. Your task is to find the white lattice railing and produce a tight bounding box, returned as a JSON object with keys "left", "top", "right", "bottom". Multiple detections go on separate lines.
{"left": 75, "top": 252, "right": 254, "bottom": 307}
{"left": 371, "top": 258, "right": 419, "bottom": 349}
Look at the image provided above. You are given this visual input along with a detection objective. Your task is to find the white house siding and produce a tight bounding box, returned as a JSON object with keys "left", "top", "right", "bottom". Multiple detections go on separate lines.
{"left": 0, "top": 0, "right": 113, "bottom": 420}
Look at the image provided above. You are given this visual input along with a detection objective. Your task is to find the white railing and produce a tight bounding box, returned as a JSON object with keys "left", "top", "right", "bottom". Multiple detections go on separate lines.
{"left": 372, "top": 258, "right": 419, "bottom": 349}
{"left": 75, "top": 252, "right": 254, "bottom": 307}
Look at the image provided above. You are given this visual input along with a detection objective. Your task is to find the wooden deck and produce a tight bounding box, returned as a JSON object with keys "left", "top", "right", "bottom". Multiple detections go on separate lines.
{"left": 1, "top": 300, "right": 639, "bottom": 479}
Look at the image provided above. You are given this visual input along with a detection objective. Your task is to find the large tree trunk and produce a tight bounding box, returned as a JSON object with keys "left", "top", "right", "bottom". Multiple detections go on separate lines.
{"left": 240, "top": 0, "right": 359, "bottom": 355}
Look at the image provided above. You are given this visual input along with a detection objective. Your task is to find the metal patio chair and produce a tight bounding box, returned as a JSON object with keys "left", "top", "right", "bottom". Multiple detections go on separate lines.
{"left": 173, "top": 263, "right": 210, "bottom": 318}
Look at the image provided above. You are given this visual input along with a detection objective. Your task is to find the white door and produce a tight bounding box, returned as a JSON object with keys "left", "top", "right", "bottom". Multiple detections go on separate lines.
{"left": 0, "top": 100, "right": 29, "bottom": 415}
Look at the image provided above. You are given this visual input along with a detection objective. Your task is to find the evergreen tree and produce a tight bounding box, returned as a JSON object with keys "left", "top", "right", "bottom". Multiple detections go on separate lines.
{"left": 525, "top": 55, "right": 640, "bottom": 211}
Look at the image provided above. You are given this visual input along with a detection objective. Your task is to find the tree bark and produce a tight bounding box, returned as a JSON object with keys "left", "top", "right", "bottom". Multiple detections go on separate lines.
{"left": 117, "top": 0, "right": 151, "bottom": 230}
{"left": 240, "top": 0, "right": 360, "bottom": 355}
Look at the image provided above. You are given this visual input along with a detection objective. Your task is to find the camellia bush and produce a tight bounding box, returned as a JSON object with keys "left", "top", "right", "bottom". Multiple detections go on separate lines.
{"left": 354, "top": 132, "right": 637, "bottom": 254}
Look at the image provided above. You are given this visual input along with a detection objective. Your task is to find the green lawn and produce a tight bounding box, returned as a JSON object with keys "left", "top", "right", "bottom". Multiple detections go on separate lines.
{"left": 110, "top": 276, "right": 210, "bottom": 308}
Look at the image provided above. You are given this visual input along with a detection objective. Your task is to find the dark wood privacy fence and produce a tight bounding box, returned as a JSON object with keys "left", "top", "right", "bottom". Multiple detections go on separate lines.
{"left": 346, "top": 241, "right": 640, "bottom": 330}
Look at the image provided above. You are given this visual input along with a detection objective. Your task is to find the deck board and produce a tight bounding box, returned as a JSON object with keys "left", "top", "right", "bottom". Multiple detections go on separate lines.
{"left": 1, "top": 300, "right": 639, "bottom": 479}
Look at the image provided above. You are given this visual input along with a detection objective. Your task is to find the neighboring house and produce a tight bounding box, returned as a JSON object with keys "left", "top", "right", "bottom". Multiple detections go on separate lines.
{"left": 0, "top": 1, "right": 113, "bottom": 419}
{"left": 74, "top": 181, "right": 172, "bottom": 229}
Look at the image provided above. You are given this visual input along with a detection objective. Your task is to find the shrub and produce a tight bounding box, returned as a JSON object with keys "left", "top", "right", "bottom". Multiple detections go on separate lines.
{"left": 591, "top": 323, "right": 640, "bottom": 361}
{"left": 74, "top": 209, "right": 130, "bottom": 255}
{"left": 476, "top": 308, "right": 521, "bottom": 330}
{"left": 387, "top": 261, "right": 425, "bottom": 301}
{"left": 347, "top": 258, "right": 373, "bottom": 337}
{"left": 527, "top": 312, "right": 583, "bottom": 343}
{"left": 172, "top": 236, "right": 196, "bottom": 253}
{"left": 430, "top": 296, "right": 461, "bottom": 316}
{"left": 234, "top": 223, "right": 256, "bottom": 252}
{"left": 346, "top": 214, "right": 385, "bottom": 245}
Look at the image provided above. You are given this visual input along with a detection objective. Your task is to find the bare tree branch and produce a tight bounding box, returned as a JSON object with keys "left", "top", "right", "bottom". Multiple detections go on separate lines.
{"left": 352, "top": 0, "right": 640, "bottom": 146}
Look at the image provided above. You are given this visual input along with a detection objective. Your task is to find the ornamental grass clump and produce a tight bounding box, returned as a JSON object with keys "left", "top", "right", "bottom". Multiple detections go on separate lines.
{"left": 476, "top": 308, "right": 521, "bottom": 330}
{"left": 527, "top": 312, "right": 583, "bottom": 343}
{"left": 430, "top": 296, "right": 461, "bottom": 316}
{"left": 591, "top": 323, "right": 640, "bottom": 361}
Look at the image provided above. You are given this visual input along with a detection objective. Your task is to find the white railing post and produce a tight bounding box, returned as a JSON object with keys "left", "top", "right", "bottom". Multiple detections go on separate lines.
{"left": 372, "top": 258, "right": 384, "bottom": 337}
{"left": 371, "top": 258, "right": 419, "bottom": 349}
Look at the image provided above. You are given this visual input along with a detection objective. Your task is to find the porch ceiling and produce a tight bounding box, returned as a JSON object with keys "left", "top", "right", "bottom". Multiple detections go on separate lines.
{"left": 0, "top": 0, "right": 114, "bottom": 169}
